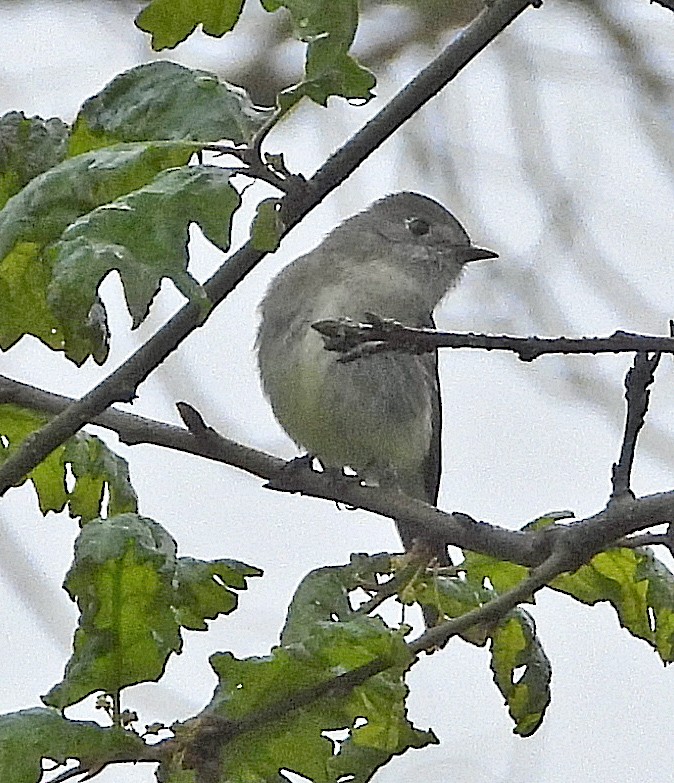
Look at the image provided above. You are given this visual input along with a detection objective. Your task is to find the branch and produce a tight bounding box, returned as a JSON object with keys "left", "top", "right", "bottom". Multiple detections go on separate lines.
{"left": 46, "top": 743, "right": 163, "bottom": 783}
{"left": 409, "top": 550, "right": 568, "bottom": 653}
{"left": 4, "top": 375, "right": 674, "bottom": 571}
{"left": 312, "top": 318, "right": 674, "bottom": 362}
{"left": 0, "top": 0, "right": 536, "bottom": 498}
{"left": 172, "top": 551, "right": 564, "bottom": 781}
{"left": 0, "top": 374, "right": 282, "bottom": 483}
{"left": 48, "top": 766, "right": 87, "bottom": 783}
{"left": 616, "top": 531, "right": 674, "bottom": 555}
{"left": 201, "top": 143, "right": 301, "bottom": 193}
{"left": 610, "top": 352, "right": 661, "bottom": 500}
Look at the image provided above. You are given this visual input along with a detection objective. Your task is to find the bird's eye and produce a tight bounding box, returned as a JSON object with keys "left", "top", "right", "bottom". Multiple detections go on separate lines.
{"left": 405, "top": 217, "right": 430, "bottom": 236}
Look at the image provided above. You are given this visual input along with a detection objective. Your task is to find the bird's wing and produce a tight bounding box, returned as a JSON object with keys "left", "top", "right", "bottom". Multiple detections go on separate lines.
{"left": 420, "top": 312, "right": 449, "bottom": 565}
{"left": 422, "top": 313, "right": 442, "bottom": 507}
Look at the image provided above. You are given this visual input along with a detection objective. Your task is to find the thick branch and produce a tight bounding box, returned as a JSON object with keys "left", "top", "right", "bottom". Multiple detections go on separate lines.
{"left": 3, "top": 376, "right": 673, "bottom": 571}
{"left": 312, "top": 319, "right": 674, "bottom": 362}
{"left": 0, "top": 0, "right": 535, "bottom": 497}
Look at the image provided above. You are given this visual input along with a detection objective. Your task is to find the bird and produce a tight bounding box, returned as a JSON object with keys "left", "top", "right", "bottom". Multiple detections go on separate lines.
{"left": 257, "top": 191, "right": 497, "bottom": 576}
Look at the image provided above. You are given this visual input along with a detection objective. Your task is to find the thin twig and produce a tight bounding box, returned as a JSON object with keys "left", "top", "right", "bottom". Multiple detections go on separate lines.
{"left": 201, "top": 144, "right": 299, "bottom": 193}
{"left": 611, "top": 352, "right": 661, "bottom": 501}
{"left": 312, "top": 318, "right": 674, "bottom": 362}
{"left": 614, "top": 531, "right": 673, "bottom": 551}
{"left": 353, "top": 561, "right": 425, "bottom": 616}
{"left": 47, "top": 765, "right": 87, "bottom": 783}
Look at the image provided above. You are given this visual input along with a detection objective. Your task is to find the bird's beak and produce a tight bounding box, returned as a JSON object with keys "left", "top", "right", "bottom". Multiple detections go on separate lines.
{"left": 456, "top": 245, "right": 499, "bottom": 264}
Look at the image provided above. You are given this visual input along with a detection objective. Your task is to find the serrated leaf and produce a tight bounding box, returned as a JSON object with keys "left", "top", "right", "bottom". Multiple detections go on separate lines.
{"left": 43, "top": 514, "right": 259, "bottom": 709}
{"left": 0, "top": 241, "right": 69, "bottom": 354}
{"left": 0, "top": 141, "right": 195, "bottom": 363}
{"left": 410, "top": 556, "right": 551, "bottom": 735}
{"left": 43, "top": 514, "right": 182, "bottom": 709}
{"left": 262, "top": 0, "right": 376, "bottom": 110}
{"left": 280, "top": 48, "right": 376, "bottom": 111}
{"left": 0, "top": 111, "right": 69, "bottom": 208}
{"left": 136, "top": 1, "right": 246, "bottom": 50}
{"left": 171, "top": 617, "right": 432, "bottom": 783}
{"left": 70, "top": 61, "right": 272, "bottom": 154}
{"left": 0, "top": 405, "right": 67, "bottom": 513}
{"left": 0, "top": 707, "right": 146, "bottom": 783}
{"left": 552, "top": 546, "right": 674, "bottom": 662}
{"left": 250, "top": 198, "right": 283, "bottom": 251}
{"left": 0, "top": 405, "right": 136, "bottom": 520}
{"left": 48, "top": 165, "right": 240, "bottom": 334}
{"left": 490, "top": 611, "right": 551, "bottom": 736}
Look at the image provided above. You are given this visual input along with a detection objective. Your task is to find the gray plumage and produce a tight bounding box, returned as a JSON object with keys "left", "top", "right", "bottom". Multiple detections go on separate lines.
{"left": 257, "top": 192, "right": 496, "bottom": 564}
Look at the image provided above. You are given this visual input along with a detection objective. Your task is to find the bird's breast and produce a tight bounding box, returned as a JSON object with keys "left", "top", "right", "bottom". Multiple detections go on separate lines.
{"left": 260, "top": 319, "right": 435, "bottom": 478}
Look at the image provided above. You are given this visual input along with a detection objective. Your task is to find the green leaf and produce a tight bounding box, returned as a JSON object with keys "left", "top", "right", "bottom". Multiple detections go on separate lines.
{"left": 162, "top": 558, "right": 431, "bottom": 782}
{"left": 280, "top": 48, "right": 376, "bottom": 111}
{"left": 410, "top": 556, "right": 551, "bottom": 735}
{"left": 48, "top": 165, "right": 240, "bottom": 336}
{"left": 63, "top": 434, "right": 138, "bottom": 522}
{"left": 0, "top": 111, "right": 69, "bottom": 209}
{"left": 0, "top": 707, "right": 146, "bottom": 783}
{"left": 462, "top": 551, "right": 529, "bottom": 594}
{"left": 0, "top": 405, "right": 67, "bottom": 513}
{"left": 173, "top": 557, "right": 263, "bottom": 631}
{"left": 136, "top": 0, "right": 246, "bottom": 50}
{"left": 43, "top": 514, "right": 259, "bottom": 709}
{"left": 70, "top": 61, "right": 272, "bottom": 154}
{"left": 404, "top": 568, "right": 497, "bottom": 645}
{"left": 0, "top": 141, "right": 196, "bottom": 363}
{"left": 261, "top": 0, "right": 376, "bottom": 110}
{"left": 281, "top": 553, "right": 393, "bottom": 645}
{"left": 552, "top": 547, "right": 674, "bottom": 663}
{"left": 43, "top": 514, "right": 182, "bottom": 709}
{"left": 250, "top": 198, "right": 283, "bottom": 251}
{"left": 172, "top": 617, "right": 433, "bottom": 783}
{"left": 490, "top": 611, "right": 551, "bottom": 736}
{"left": 0, "top": 405, "right": 136, "bottom": 520}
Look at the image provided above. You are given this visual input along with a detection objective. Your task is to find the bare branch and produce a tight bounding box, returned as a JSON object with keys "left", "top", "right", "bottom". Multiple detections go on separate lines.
{"left": 313, "top": 318, "right": 674, "bottom": 362}
{"left": 47, "top": 766, "right": 87, "bottom": 783}
{"left": 201, "top": 144, "right": 301, "bottom": 193}
{"left": 0, "top": 375, "right": 283, "bottom": 482}
{"left": 615, "top": 531, "right": 673, "bottom": 552}
{"left": 4, "top": 377, "right": 674, "bottom": 571}
{"left": 611, "top": 352, "right": 661, "bottom": 501}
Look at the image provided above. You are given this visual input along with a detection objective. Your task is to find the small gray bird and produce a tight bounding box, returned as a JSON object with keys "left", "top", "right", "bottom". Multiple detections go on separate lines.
{"left": 257, "top": 192, "right": 496, "bottom": 566}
